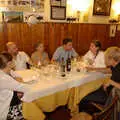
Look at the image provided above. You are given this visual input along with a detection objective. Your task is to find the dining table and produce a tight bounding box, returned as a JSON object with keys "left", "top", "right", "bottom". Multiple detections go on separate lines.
{"left": 15, "top": 64, "right": 110, "bottom": 120}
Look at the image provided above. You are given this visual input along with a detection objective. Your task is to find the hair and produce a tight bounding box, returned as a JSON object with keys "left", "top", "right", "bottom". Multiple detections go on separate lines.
{"left": 91, "top": 40, "right": 101, "bottom": 50}
{"left": 34, "top": 41, "right": 43, "bottom": 50}
{"left": 6, "top": 42, "right": 16, "bottom": 49}
{"left": 63, "top": 38, "right": 72, "bottom": 45}
{"left": 0, "top": 52, "right": 13, "bottom": 69}
{"left": 105, "top": 47, "right": 120, "bottom": 63}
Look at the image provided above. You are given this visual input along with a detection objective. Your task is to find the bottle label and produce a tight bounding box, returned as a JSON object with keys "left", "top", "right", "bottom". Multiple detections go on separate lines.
{"left": 67, "top": 64, "right": 71, "bottom": 71}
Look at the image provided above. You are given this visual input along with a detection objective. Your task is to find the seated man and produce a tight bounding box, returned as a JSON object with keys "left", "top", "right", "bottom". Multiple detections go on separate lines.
{"left": 0, "top": 52, "right": 29, "bottom": 120}
{"left": 51, "top": 38, "right": 78, "bottom": 63}
{"left": 6, "top": 42, "right": 31, "bottom": 70}
{"left": 6, "top": 42, "right": 31, "bottom": 119}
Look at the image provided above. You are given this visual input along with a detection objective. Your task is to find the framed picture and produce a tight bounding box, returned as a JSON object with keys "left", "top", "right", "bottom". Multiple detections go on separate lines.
{"left": 50, "top": 0, "right": 66, "bottom": 7}
{"left": 51, "top": 6, "right": 66, "bottom": 20}
{"left": 50, "top": 0, "right": 61, "bottom": 6}
{"left": 93, "top": 0, "right": 112, "bottom": 16}
{"left": 0, "top": 0, "right": 6, "bottom": 6}
{"left": 2, "top": 11, "right": 23, "bottom": 22}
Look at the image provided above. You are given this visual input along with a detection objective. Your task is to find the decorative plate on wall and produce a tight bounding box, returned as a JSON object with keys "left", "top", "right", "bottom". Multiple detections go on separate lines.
{"left": 93, "top": 0, "right": 112, "bottom": 16}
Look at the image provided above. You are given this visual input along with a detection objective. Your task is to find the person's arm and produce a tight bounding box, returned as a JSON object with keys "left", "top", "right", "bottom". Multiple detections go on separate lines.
{"left": 109, "top": 79, "right": 120, "bottom": 89}
{"left": 31, "top": 53, "right": 38, "bottom": 65}
{"left": 103, "top": 79, "right": 120, "bottom": 91}
{"left": 86, "top": 67, "right": 111, "bottom": 74}
{"left": 43, "top": 53, "right": 50, "bottom": 65}
{"left": 22, "top": 52, "right": 33, "bottom": 65}
{"left": 83, "top": 51, "right": 90, "bottom": 61}
{"left": 10, "top": 70, "right": 24, "bottom": 83}
{"left": 72, "top": 48, "right": 79, "bottom": 58}
{"left": 51, "top": 48, "right": 60, "bottom": 63}
{"left": 0, "top": 74, "right": 29, "bottom": 93}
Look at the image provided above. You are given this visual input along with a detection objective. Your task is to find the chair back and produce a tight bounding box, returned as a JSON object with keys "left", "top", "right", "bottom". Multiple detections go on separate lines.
{"left": 93, "top": 95, "right": 118, "bottom": 120}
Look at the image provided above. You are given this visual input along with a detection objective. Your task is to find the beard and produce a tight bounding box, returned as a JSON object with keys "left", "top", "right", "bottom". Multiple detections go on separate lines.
{"left": 13, "top": 51, "right": 18, "bottom": 56}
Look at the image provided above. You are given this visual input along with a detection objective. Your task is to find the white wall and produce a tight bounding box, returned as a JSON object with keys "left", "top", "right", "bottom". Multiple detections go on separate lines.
{"left": 66, "top": 0, "right": 120, "bottom": 23}
{"left": 0, "top": 0, "right": 120, "bottom": 23}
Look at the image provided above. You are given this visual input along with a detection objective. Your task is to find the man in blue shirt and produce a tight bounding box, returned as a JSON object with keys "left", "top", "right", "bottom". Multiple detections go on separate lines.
{"left": 51, "top": 38, "right": 78, "bottom": 63}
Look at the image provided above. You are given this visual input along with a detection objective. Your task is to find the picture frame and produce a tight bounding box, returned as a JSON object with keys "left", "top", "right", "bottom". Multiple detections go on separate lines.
{"left": 51, "top": 6, "right": 66, "bottom": 20}
{"left": 2, "top": 11, "right": 23, "bottom": 22}
{"left": 50, "top": 0, "right": 66, "bottom": 7}
{"left": 50, "top": 0, "right": 61, "bottom": 6}
{"left": 93, "top": 0, "right": 112, "bottom": 16}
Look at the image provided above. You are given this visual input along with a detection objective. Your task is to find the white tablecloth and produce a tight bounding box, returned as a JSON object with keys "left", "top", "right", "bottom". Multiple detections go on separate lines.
{"left": 16, "top": 70, "right": 106, "bottom": 102}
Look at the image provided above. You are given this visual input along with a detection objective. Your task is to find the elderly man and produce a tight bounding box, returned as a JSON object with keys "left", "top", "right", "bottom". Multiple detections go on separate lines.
{"left": 51, "top": 38, "right": 78, "bottom": 63}
{"left": 6, "top": 42, "right": 31, "bottom": 70}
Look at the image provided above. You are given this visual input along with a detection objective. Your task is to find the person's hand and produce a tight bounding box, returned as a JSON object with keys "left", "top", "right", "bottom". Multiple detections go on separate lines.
{"left": 87, "top": 58, "right": 94, "bottom": 65}
{"left": 103, "top": 83, "right": 110, "bottom": 91}
{"left": 17, "top": 92, "right": 24, "bottom": 99}
{"left": 85, "top": 67, "right": 94, "bottom": 71}
{"left": 7, "top": 61, "right": 15, "bottom": 70}
{"left": 15, "top": 77, "right": 23, "bottom": 83}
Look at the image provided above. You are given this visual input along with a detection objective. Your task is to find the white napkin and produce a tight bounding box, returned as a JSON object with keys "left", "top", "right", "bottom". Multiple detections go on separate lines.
{"left": 15, "top": 70, "right": 40, "bottom": 82}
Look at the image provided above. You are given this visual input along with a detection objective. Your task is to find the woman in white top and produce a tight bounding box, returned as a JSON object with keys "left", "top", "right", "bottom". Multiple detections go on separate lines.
{"left": 84, "top": 40, "right": 106, "bottom": 71}
{"left": 0, "top": 52, "right": 28, "bottom": 120}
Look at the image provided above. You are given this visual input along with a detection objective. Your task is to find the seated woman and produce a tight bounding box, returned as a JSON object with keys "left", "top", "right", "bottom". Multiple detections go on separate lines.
{"left": 31, "top": 42, "right": 49, "bottom": 66}
{"left": 83, "top": 40, "right": 110, "bottom": 72}
{"left": 0, "top": 52, "right": 28, "bottom": 120}
{"left": 103, "top": 47, "right": 120, "bottom": 117}
{"left": 79, "top": 47, "right": 120, "bottom": 113}
{"left": 104, "top": 47, "right": 120, "bottom": 89}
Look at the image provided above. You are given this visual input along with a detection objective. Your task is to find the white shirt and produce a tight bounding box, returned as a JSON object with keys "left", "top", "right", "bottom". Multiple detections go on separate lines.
{"left": 0, "top": 70, "right": 28, "bottom": 120}
{"left": 13, "top": 51, "right": 30, "bottom": 70}
{"left": 84, "top": 50, "right": 106, "bottom": 68}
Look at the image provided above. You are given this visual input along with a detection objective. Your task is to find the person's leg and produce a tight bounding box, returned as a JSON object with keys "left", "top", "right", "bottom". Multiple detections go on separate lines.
{"left": 83, "top": 87, "right": 108, "bottom": 104}
{"left": 7, "top": 103, "right": 24, "bottom": 120}
{"left": 7, "top": 91, "right": 24, "bottom": 120}
{"left": 79, "top": 87, "right": 108, "bottom": 114}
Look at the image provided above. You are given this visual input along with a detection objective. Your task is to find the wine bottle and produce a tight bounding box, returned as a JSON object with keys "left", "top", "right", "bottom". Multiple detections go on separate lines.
{"left": 66, "top": 54, "right": 71, "bottom": 72}
{"left": 61, "top": 57, "right": 65, "bottom": 72}
{"left": 60, "top": 57, "right": 66, "bottom": 77}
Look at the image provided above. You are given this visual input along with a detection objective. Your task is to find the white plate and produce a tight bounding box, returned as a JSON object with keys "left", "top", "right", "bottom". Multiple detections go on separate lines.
{"left": 15, "top": 70, "right": 40, "bottom": 82}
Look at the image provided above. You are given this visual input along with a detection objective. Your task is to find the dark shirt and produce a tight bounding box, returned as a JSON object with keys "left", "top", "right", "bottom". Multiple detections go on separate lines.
{"left": 107, "top": 62, "right": 120, "bottom": 93}
{"left": 111, "top": 62, "right": 120, "bottom": 83}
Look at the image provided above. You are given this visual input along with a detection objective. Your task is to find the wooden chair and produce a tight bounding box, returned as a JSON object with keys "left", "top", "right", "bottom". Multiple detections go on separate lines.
{"left": 92, "top": 95, "right": 119, "bottom": 120}
{"left": 70, "top": 95, "right": 118, "bottom": 120}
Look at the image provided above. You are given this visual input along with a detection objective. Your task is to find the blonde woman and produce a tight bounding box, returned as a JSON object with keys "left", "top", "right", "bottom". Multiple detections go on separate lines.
{"left": 104, "top": 47, "right": 120, "bottom": 89}
{"left": 31, "top": 42, "right": 49, "bottom": 66}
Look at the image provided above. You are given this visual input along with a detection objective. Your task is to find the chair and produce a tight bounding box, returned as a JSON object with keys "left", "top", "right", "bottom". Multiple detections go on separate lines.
{"left": 70, "top": 95, "right": 118, "bottom": 120}
{"left": 92, "top": 95, "right": 119, "bottom": 120}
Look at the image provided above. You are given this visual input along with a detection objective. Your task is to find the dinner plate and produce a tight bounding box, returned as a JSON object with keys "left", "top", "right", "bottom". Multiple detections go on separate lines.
{"left": 15, "top": 70, "right": 40, "bottom": 82}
